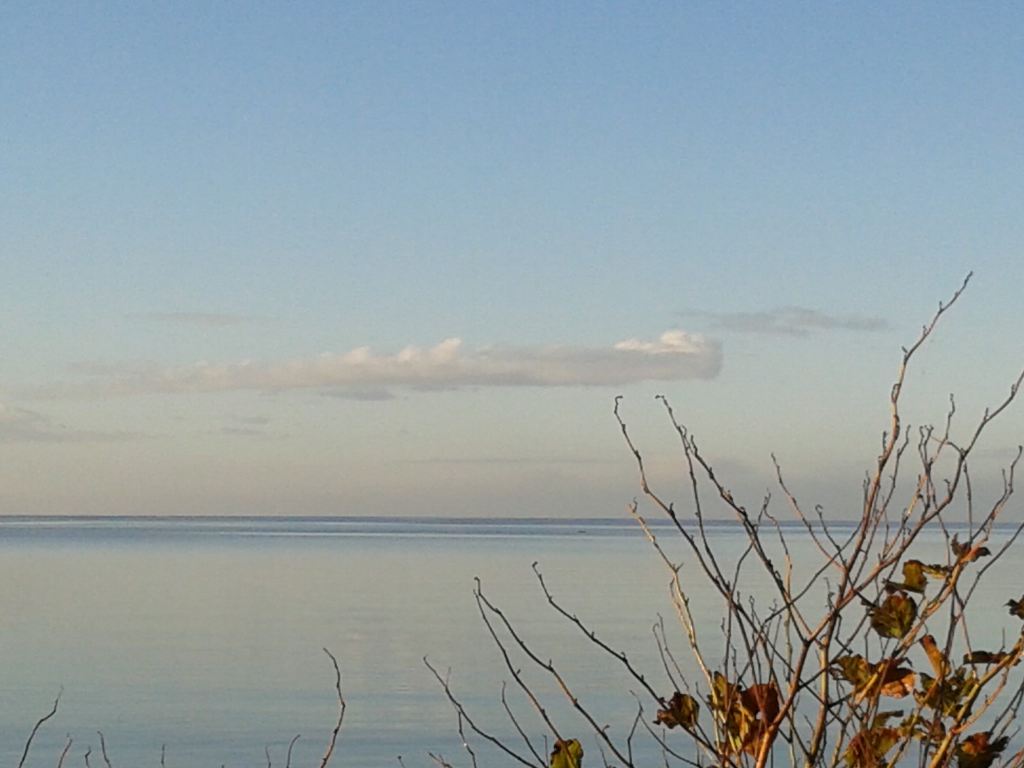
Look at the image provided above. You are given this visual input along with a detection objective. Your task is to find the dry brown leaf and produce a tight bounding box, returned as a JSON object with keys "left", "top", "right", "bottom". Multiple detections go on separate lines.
{"left": 920, "top": 634, "right": 948, "bottom": 677}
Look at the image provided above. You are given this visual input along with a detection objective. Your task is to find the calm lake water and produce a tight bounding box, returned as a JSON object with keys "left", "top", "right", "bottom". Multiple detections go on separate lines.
{"left": 1, "top": 516, "right": 1020, "bottom": 767}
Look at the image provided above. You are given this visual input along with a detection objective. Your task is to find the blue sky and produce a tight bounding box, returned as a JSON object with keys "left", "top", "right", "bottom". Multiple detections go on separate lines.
{"left": 2, "top": 3, "right": 1023, "bottom": 517}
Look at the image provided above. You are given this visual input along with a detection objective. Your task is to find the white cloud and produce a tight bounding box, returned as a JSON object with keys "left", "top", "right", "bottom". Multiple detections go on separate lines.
{"left": 62, "top": 330, "right": 722, "bottom": 397}
{"left": 613, "top": 330, "right": 709, "bottom": 355}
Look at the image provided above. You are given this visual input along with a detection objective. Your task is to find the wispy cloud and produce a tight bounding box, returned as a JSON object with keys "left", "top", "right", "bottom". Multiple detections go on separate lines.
{"left": 56, "top": 330, "right": 722, "bottom": 398}
{"left": 232, "top": 415, "right": 272, "bottom": 426}
{"left": 320, "top": 388, "right": 397, "bottom": 402}
{"left": 127, "top": 312, "right": 262, "bottom": 328}
{"left": 394, "top": 455, "right": 617, "bottom": 465}
{"left": 682, "top": 307, "right": 888, "bottom": 336}
{"left": 0, "top": 403, "right": 144, "bottom": 442}
{"left": 199, "top": 415, "right": 284, "bottom": 440}
{"left": 215, "top": 426, "right": 279, "bottom": 438}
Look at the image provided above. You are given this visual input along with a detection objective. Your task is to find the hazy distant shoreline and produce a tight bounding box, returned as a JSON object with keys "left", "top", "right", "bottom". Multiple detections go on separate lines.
{"left": 0, "top": 514, "right": 1009, "bottom": 533}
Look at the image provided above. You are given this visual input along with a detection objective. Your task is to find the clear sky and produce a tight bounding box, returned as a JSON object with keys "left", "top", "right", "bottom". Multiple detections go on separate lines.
{"left": 2, "top": 3, "right": 1023, "bottom": 518}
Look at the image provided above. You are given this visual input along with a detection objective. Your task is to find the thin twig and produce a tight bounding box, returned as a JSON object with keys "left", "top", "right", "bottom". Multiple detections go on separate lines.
{"left": 285, "top": 734, "right": 300, "bottom": 768}
{"left": 18, "top": 689, "right": 61, "bottom": 768}
{"left": 57, "top": 735, "right": 73, "bottom": 768}
{"left": 96, "top": 732, "right": 112, "bottom": 768}
{"left": 319, "top": 647, "right": 346, "bottom": 768}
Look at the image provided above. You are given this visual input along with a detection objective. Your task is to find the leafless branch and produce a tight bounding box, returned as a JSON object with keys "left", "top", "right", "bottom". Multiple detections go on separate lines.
{"left": 319, "top": 647, "right": 346, "bottom": 768}
{"left": 56, "top": 735, "right": 73, "bottom": 768}
{"left": 96, "top": 732, "right": 112, "bottom": 768}
{"left": 424, "top": 656, "right": 543, "bottom": 768}
{"left": 18, "top": 689, "right": 61, "bottom": 768}
{"left": 284, "top": 734, "right": 300, "bottom": 768}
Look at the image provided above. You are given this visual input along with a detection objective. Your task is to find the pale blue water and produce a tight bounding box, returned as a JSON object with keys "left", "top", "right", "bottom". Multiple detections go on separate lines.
{"left": 0, "top": 517, "right": 1019, "bottom": 767}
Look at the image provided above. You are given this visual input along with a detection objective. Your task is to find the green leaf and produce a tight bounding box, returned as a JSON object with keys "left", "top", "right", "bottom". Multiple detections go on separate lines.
{"left": 655, "top": 691, "right": 700, "bottom": 730}
{"left": 870, "top": 593, "right": 918, "bottom": 640}
{"left": 902, "top": 560, "right": 927, "bottom": 592}
{"left": 550, "top": 739, "right": 584, "bottom": 768}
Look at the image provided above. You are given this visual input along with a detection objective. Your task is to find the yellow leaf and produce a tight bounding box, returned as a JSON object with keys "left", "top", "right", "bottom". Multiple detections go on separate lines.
{"left": 886, "top": 560, "right": 928, "bottom": 594}
{"left": 921, "top": 563, "right": 952, "bottom": 579}
{"left": 550, "top": 739, "right": 584, "bottom": 768}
